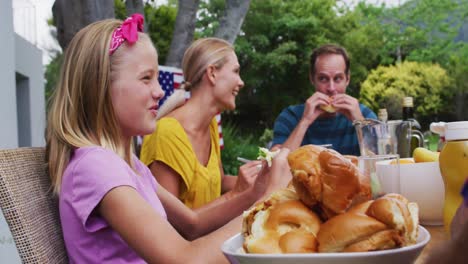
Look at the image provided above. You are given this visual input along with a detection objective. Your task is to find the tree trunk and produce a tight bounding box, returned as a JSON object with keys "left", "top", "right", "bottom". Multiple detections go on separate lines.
{"left": 165, "top": 0, "right": 200, "bottom": 67}
{"left": 125, "top": 0, "right": 147, "bottom": 32}
{"left": 455, "top": 91, "right": 466, "bottom": 120}
{"left": 52, "top": 0, "right": 115, "bottom": 50}
{"left": 214, "top": 0, "right": 251, "bottom": 44}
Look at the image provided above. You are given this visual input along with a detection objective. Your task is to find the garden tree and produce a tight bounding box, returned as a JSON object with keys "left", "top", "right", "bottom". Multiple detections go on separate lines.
{"left": 353, "top": 0, "right": 467, "bottom": 65}
{"left": 447, "top": 44, "right": 468, "bottom": 120}
{"left": 165, "top": 0, "right": 251, "bottom": 67}
{"left": 46, "top": 0, "right": 176, "bottom": 102}
{"left": 222, "top": 0, "right": 363, "bottom": 130}
{"left": 213, "top": 0, "right": 251, "bottom": 43}
{"left": 114, "top": 0, "right": 178, "bottom": 64}
{"left": 165, "top": 0, "right": 200, "bottom": 67}
{"left": 359, "top": 61, "right": 455, "bottom": 129}
{"left": 52, "top": 0, "right": 115, "bottom": 50}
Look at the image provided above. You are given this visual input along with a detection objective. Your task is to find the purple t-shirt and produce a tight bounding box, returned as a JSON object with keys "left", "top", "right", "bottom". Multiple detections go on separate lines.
{"left": 59, "top": 146, "right": 167, "bottom": 263}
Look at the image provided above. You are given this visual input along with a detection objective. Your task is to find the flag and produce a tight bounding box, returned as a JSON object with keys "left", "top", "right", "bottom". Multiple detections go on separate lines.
{"left": 158, "top": 66, "right": 184, "bottom": 106}
{"left": 158, "top": 66, "right": 224, "bottom": 149}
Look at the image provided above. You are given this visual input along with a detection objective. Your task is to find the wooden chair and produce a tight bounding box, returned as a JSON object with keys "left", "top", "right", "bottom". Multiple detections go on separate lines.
{"left": 0, "top": 147, "right": 68, "bottom": 263}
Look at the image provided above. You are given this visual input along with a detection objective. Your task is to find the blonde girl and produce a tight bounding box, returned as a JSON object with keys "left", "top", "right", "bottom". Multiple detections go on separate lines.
{"left": 46, "top": 14, "right": 290, "bottom": 263}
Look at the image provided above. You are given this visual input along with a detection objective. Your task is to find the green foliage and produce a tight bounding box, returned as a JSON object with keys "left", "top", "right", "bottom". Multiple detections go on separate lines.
{"left": 226, "top": 0, "right": 362, "bottom": 130}
{"left": 220, "top": 122, "right": 260, "bottom": 176}
{"left": 144, "top": 4, "right": 177, "bottom": 64}
{"left": 44, "top": 53, "right": 63, "bottom": 108}
{"left": 259, "top": 128, "right": 273, "bottom": 148}
{"left": 360, "top": 61, "right": 455, "bottom": 129}
{"left": 114, "top": 0, "right": 176, "bottom": 63}
{"left": 114, "top": 0, "right": 127, "bottom": 19}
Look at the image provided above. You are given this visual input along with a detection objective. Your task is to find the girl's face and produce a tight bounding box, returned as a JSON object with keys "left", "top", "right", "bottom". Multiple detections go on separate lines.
{"left": 212, "top": 51, "right": 244, "bottom": 111}
{"left": 110, "top": 39, "right": 164, "bottom": 139}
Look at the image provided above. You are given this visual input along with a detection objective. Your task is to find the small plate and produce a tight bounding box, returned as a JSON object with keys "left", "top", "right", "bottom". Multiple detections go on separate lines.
{"left": 222, "top": 225, "right": 430, "bottom": 264}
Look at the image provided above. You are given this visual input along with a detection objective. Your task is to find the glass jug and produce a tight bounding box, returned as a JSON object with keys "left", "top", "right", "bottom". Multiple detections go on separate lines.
{"left": 354, "top": 119, "right": 424, "bottom": 158}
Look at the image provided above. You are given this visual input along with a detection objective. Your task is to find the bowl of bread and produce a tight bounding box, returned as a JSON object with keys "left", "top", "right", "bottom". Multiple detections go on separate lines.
{"left": 222, "top": 145, "right": 430, "bottom": 264}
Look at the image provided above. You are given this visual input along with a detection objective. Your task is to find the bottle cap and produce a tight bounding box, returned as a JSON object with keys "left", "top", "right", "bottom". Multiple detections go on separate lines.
{"left": 430, "top": 122, "right": 446, "bottom": 136}
{"left": 402, "top": 97, "right": 413, "bottom": 107}
{"left": 444, "top": 121, "right": 468, "bottom": 141}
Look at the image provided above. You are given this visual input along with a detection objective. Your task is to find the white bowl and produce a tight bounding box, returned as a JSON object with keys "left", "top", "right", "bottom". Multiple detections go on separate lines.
{"left": 222, "top": 226, "right": 430, "bottom": 264}
{"left": 398, "top": 159, "right": 444, "bottom": 226}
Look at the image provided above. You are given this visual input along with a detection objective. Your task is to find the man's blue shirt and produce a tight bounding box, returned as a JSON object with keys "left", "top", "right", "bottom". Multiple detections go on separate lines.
{"left": 272, "top": 104, "right": 377, "bottom": 155}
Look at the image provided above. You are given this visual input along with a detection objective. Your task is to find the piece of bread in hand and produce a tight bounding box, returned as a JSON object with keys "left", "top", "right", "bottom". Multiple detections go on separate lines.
{"left": 320, "top": 103, "right": 336, "bottom": 113}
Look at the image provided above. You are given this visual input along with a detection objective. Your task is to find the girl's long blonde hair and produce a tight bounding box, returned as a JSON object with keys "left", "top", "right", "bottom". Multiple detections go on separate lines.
{"left": 157, "top": 37, "right": 234, "bottom": 119}
{"left": 46, "top": 19, "right": 148, "bottom": 194}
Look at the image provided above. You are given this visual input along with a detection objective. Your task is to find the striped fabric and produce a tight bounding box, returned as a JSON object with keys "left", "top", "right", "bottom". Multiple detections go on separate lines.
{"left": 272, "top": 103, "right": 377, "bottom": 155}
{"left": 158, "top": 66, "right": 224, "bottom": 149}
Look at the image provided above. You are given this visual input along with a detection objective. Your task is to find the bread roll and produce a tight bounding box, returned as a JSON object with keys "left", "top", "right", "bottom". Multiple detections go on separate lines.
{"left": 242, "top": 188, "right": 321, "bottom": 253}
{"left": 317, "top": 212, "right": 397, "bottom": 252}
{"left": 320, "top": 104, "right": 336, "bottom": 113}
{"left": 288, "top": 145, "right": 369, "bottom": 218}
{"left": 366, "top": 194, "right": 419, "bottom": 245}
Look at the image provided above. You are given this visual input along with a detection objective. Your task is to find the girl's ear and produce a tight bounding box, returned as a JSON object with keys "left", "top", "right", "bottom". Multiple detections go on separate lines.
{"left": 206, "top": 65, "right": 217, "bottom": 84}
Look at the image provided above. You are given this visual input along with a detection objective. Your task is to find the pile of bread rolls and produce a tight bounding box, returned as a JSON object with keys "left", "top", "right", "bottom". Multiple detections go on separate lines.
{"left": 242, "top": 145, "right": 419, "bottom": 254}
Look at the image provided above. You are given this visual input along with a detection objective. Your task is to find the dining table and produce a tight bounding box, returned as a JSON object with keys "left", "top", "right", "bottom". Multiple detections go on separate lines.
{"left": 415, "top": 225, "right": 449, "bottom": 263}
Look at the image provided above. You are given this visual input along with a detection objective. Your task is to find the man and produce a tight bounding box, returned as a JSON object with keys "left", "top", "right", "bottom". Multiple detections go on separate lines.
{"left": 271, "top": 44, "right": 376, "bottom": 155}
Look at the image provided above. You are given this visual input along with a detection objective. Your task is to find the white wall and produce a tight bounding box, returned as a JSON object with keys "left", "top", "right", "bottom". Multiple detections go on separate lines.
{"left": 1, "top": 0, "right": 44, "bottom": 262}
{"left": 15, "top": 35, "right": 46, "bottom": 147}
{"left": 0, "top": 0, "right": 19, "bottom": 149}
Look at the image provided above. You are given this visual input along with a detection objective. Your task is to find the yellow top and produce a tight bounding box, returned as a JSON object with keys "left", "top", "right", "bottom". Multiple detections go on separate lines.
{"left": 140, "top": 117, "right": 222, "bottom": 209}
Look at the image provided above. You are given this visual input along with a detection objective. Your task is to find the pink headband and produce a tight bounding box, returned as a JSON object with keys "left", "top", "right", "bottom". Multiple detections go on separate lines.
{"left": 109, "top": 13, "right": 144, "bottom": 55}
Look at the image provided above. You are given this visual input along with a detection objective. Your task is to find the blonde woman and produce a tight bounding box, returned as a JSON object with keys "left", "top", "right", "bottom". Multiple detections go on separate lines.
{"left": 140, "top": 38, "right": 262, "bottom": 209}
{"left": 46, "top": 14, "right": 290, "bottom": 263}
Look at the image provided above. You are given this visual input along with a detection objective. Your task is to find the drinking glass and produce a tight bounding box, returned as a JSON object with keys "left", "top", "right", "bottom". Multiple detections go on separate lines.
{"left": 358, "top": 154, "right": 400, "bottom": 199}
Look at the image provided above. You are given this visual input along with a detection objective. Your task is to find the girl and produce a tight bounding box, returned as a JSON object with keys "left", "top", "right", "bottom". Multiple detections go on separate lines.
{"left": 140, "top": 38, "right": 262, "bottom": 212}
{"left": 46, "top": 14, "right": 290, "bottom": 263}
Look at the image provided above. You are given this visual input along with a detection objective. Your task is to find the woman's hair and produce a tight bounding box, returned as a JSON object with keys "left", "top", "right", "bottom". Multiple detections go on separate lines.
{"left": 157, "top": 37, "right": 233, "bottom": 119}
{"left": 46, "top": 19, "right": 152, "bottom": 194}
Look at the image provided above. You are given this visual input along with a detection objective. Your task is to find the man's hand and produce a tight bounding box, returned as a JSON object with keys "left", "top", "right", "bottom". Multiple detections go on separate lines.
{"left": 302, "top": 92, "right": 331, "bottom": 125}
{"left": 331, "top": 93, "right": 364, "bottom": 121}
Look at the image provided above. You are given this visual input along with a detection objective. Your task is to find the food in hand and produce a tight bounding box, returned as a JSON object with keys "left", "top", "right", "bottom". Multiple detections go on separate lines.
{"left": 320, "top": 104, "right": 336, "bottom": 113}
{"left": 242, "top": 188, "right": 321, "bottom": 253}
{"left": 317, "top": 193, "right": 419, "bottom": 252}
{"left": 287, "top": 145, "right": 370, "bottom": 219}
{"left": 413, "top": 147, "right": 439, "bottom": 163}
{"left": 257, "top": 147, "right": 280, "bottom": 167}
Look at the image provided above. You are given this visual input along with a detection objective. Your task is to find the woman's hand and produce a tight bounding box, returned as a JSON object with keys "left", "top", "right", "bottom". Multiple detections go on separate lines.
{"left": 232, "top": 160, "right": 262, "bottom": 194}
{"left": 252, "top": 148, "right": 292, "bottom": 197}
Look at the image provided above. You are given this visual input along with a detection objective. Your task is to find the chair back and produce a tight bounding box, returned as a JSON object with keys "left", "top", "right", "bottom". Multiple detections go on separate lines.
{"left": 0, "top": 147, "right": 68, "bottom": 263}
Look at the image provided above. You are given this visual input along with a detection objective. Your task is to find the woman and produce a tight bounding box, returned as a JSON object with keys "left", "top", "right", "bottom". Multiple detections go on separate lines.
{"left": 140, "top": 38, "right": 262, "bottom": 211}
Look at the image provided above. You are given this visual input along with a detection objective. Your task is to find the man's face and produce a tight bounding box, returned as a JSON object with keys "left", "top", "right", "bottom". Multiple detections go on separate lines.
{"left": 310, "top": 53, "right": 350, "bottom": 97}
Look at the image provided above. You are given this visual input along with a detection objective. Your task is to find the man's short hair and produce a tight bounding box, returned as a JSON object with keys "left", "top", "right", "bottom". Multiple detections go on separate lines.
{"left": 309, "top": 44, "right": 350, "bottom": 77}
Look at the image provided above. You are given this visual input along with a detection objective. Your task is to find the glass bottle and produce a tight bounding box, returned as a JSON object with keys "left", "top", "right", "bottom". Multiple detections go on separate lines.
{"left": 402, "top": 97, "right": 422, "bottom": 153}
{"left": 402, "top": 97, "right": 421, "bottom": 129}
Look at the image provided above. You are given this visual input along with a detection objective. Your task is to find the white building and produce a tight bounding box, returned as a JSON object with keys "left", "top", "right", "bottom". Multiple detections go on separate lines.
{"left": 1, "top": 0, "right": 45, "bottom": 262}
